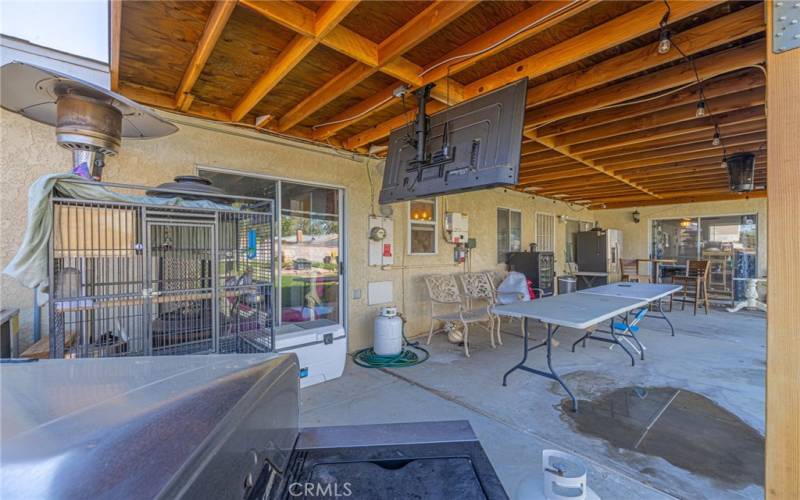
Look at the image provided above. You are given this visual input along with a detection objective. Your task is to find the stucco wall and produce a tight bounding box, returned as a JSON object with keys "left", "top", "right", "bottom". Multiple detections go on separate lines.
{"left": 1, "top": 107, "right": 599, "bottom": 352}
{"left": 593, "top": 198, "right": 768, "bottom": 277}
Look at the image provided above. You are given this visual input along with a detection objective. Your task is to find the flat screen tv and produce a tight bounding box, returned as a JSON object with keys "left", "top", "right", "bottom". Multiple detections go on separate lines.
{"left": 379, "top": 78, "right": 527, "bottom": 204}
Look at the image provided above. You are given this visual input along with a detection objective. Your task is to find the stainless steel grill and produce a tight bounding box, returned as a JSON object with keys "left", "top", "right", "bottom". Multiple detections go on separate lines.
{"left": 49, "top": 188, "right": 274, "bottom": 359}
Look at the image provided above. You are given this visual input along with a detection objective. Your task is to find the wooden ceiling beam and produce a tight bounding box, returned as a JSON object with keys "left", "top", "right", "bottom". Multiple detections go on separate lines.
{"left": 592, "top": 190, "right": 766, "bottom": 209}
{"left": 569, "top": 106, "right": 765, "bottom": 155}
{"left": 276, "top": 61, "right": 375, "bottom": 132}
{"left": 582, "top": 120, "right": 767, "bottom": 161}
{"left": 275, "top": 0, "right": 475, "bottom": 132}
{"left": 231, "top": 35, "right": 317, "bottom": 121}
{"left": 518, "top": 168, "right": 596, "bottom": 184}
{"left": 521, "top": 141, "right": 553, "bottom": 156}
{"left": 526, "top": 39, "right": 766, "bottom": 129}
{"left": 632, "top": 168, "right": 751, "bottom": 185}
{"left": 313, "top": 1, "right": 591, "bottom": 141}
{"left": 118, "top": 81, "right": 232, "bottom": 121}
{"left": 314, "top": 1, "right": 360, "bottom": 38}
{"left": 631, "top": 172, "right": 765, "bottom": 189}
{"left": 525, "top": 4, "right": 764, "bottom": 109}
{"left": 616, "top": 152, "right": 766, "bottom": 176}
{"left": 378, "top": 1, "right": 476, "bottom": 64}
{"left": 594, "top": 131, "right": 766, "bottom": 167}
{"left": 345, "top": 2, "right": 743, "bottom": 150}
{"left": 240, "top": 0, "right": 316, "bottom": 36}
{"left": 520, "top": 158, "right": 582, "bottom": 171}
{"left": 528, "top": 177, "right": 621, "bottom": 192}
{"left": 607, "top": 142, "right": 766, "bottom": 172}
{"left": 536, "top": 70, "right": 764, "bottom": 138}
{"left": 533, "top": 134, "right": 661, "bottom": 198}
{"left": 625, "top": 156, "right": 766, "bottom": 179}
{"left": 551, "top": 87, "right": 765, "bottom": 147}
{"left": 464, "top": 1, "right": 717, "bottom": 98}
{"left": 345, "top": 100, "right": 448, "bottom": 150}
{"left": 419, "top": 0, "right": 596, "bottom": 85}
{"left": 174, "top": 0, "right": 237, "bottom": 111}
{"left": 110, "top": 0, "right": 122, "bottom": 91}
{"left": 231, "top": 1, "right": 362, "bottom": 122}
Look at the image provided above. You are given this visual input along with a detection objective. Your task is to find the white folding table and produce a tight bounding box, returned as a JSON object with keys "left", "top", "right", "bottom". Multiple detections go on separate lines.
{"left": 492, "top": 283, "right": 682, "bottom": 412}
{"left": 571, "top": 282, "right": 682, "bottom": 362}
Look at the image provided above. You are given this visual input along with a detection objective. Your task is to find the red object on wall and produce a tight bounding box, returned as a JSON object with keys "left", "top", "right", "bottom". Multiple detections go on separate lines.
{"left": 383, "top": 244, "right": 392, "bottom": 257}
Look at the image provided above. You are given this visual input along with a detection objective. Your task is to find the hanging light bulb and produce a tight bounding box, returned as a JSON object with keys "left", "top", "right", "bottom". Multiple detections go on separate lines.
{"left": 696, "top": 100, "right": 706, "bottom": 117}
{"left": 712, "top": 131, "right": 721, "bottom": 146}
{"left": 657, "top": 29, "right": 671, "bottom": 55}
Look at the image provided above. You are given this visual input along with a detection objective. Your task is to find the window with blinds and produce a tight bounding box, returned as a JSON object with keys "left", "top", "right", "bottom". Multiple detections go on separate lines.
{"left": 535, "top": 213, "right": 555, "bottom": 252}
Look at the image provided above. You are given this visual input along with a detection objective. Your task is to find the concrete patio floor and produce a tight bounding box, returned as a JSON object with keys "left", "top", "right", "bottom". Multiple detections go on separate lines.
{"left": 300, "top": 307, "right": 765, "bottom": 499}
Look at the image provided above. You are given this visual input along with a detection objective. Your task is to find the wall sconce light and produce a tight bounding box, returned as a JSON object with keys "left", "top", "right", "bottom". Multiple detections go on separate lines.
{"left": 632, "top": 210, "right": 640, "bottom": 224}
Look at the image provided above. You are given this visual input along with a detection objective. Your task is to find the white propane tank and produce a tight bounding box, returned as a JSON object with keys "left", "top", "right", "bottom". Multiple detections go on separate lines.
{"left": 374, "top": 307, "right": 403, "bottom": 356}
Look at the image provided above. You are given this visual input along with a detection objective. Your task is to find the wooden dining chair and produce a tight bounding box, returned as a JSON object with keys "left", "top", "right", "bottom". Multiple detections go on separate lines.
{"left": 621, "top": 259, "right": 651, "bottom": 283}
{"left": 672, "top": 260, "right": 711, "bottom": 315}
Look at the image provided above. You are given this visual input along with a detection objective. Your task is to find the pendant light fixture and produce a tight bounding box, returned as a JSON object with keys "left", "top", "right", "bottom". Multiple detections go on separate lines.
{"left": 695, "top": 100, "right": 706, "bottom": 117}
{"left": 724, "top": 152, "right": 756, "bottom": 193}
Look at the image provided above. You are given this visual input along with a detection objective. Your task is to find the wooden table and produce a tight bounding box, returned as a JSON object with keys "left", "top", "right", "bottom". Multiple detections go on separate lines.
{"left": 638, "top": 259, "right": 677, "bottom": 284}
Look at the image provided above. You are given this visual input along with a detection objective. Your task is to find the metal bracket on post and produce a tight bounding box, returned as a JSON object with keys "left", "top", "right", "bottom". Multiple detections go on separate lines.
{"left": 773, "top": 1, "right": 800, "bottom": 54}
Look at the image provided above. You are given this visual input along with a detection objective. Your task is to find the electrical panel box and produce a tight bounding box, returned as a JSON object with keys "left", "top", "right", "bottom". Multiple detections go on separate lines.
{"left": 445, "top": 212, "right": 469, "bottom": 244}
{"left": 368, "top": 216, "right": 394, "bottom": 266}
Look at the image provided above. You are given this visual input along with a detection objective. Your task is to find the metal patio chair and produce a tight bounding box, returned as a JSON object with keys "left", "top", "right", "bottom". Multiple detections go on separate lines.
{"left": 572, "top": 307, "right": 649, "bottom": 365}
{"left": 424, "top": 274, "right": 495, "bottom": 357}
{"left": 460, "top": 272, "right": 502, "bottom": 347}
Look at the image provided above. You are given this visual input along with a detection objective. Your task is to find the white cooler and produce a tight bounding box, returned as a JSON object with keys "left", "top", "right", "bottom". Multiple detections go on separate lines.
{"left": 274, "top": 320, "right": 346, "bottom": 388}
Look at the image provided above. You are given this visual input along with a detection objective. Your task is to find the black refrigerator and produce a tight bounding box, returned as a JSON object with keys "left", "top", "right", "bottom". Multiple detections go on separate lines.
{"left": 576, "top": 229, "right": 622, "bottom": 289}
{"left": 507, "top": 251, "right": 555, "bottom": 296}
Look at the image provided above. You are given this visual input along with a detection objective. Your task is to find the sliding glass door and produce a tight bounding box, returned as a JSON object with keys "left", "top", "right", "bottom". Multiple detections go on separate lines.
{"left": 651, "top": 214, "right": 757, "bottom": 302}
{"left": 198, "top": 168, "right": 343, "bottom": 331}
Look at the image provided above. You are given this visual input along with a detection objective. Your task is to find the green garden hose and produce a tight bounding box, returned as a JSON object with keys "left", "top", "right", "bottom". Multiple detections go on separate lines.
{"left": 352, "top": 332, "right": 429, "bottom": 368}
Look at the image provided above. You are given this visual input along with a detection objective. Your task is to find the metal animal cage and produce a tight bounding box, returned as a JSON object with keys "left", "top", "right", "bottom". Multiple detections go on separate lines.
{"left": 48, "top": 181, "right": 275, "bottom": 359}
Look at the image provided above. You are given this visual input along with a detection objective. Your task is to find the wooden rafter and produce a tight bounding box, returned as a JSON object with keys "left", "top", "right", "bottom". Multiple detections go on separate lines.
{"left": 113, "top": 0, "right": 771, "bottom": 208}
{"left": 346, "top": 1, "right": 743, "bottom": 150}
{"left": 274, "top": 0, "right": 477, "bottom": 132}
{"left": 109, "top": 0, "right": 122, "bottom": 91}
{"left": 464, "top": 1, "right": 716, "bottom": 98}
{"left": 569, "top": 106, "right": 766, "bottom": 155}
{"left": 525, "top": 4, "right": 764, "bottom": 109}
{"left": 583, "top": 120, "right": 767, "bottom": 160}
{"left": 311, "top": 0, "right": 593, "bottom": 140}
{"left": 550, "top": 87, "right": 766, "bottom": 147}
{"left": 526, "top": 39, "right": 766, "bottom": 128}
{"left": 174, "top": 0, "right": 237, "bottom": 111}
{"left": 536, "top": 70, "right": 764, "bottom": 138}
{"left": 231, "top": 0, "right": 361, "bottom": 121}
{"left": 591, "top": 191, "right": 766, "bottom": 209}
{"left": 532, "top": 134, "right": 660, "bottom": 198}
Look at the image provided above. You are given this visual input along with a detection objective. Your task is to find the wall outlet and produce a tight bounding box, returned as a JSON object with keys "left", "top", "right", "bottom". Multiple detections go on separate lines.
{"left": 352, "top": 288, "right": 362, "bottom": 300}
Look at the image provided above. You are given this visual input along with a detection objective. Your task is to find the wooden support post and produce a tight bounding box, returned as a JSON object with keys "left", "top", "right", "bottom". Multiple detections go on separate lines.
{"left": 766, "top": 4, "right": 800, "bottom": 498}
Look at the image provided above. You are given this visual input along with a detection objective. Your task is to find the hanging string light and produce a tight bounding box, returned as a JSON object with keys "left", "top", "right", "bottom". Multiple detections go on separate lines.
{"left": 658, "top": 29, "right": 671, "bottom": 54}
{"left": 712, "top": 126, "right": 721, "bottom": 146}
{"left": 695, "top": 100, "right": 707, "bottom": 117}
{"left": 657, "top": 1, "right": 671, "bottom": 54}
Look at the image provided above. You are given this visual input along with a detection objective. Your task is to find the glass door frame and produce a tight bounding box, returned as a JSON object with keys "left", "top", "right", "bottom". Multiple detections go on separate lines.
{"left": 195, "top": 165, "right": 347, "bottom": 332}
{"left": 648, "top": 212, "right": 758, "bottom": 265}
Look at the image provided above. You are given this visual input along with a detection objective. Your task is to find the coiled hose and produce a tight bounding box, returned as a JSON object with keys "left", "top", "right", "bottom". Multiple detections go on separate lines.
{"left": 352, "top": 313, "right": 429, "bottom": 368}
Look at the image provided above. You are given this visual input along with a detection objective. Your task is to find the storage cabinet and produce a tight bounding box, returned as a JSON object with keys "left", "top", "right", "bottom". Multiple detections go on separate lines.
{"left": 507, "top": 251, "right": 555, "bottom": 296}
